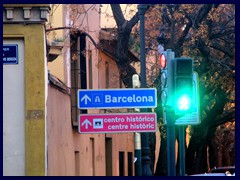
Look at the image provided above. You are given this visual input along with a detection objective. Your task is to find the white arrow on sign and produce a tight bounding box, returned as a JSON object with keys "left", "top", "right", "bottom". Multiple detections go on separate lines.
{"left": 81, "top": 95, "right": 91, "bottom": 104}
{"left": 81, "top": 119, "right": 92, "bottom": 129}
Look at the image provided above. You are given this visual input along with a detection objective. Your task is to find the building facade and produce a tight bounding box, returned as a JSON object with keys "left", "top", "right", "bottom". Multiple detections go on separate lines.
{"left": 3, "top": 4, "right": 136, "bottom": 176}
{"left": 3, "top": 4, "right": 50, "bottom": 175}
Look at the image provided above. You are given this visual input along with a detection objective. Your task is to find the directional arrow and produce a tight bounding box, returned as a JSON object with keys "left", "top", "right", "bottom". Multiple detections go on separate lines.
{"left": 80, "top": 95, "right": 91, "bottom": 104}
{"left": 81, "top": 119, "right": 92, "bottom": 129}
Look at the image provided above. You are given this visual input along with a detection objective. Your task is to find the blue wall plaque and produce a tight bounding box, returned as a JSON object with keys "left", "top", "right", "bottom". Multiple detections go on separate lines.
{"left": 3, "top": 44, "right": 18, "bottom": 65}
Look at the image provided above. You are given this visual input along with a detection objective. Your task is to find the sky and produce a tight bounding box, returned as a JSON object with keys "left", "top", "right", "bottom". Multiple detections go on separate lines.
{"left": 100, "top": 4, "right": 138, "bottom": 28}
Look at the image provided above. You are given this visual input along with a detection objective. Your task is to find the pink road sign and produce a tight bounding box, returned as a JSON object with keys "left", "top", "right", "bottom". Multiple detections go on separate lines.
{"left": 79, "top": 113, "right": 157, "bottom": 133}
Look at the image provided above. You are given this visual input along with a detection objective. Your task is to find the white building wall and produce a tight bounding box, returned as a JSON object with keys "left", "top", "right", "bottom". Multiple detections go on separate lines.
{"left": 3, "top": 39, "right": 25, "bottom": 176}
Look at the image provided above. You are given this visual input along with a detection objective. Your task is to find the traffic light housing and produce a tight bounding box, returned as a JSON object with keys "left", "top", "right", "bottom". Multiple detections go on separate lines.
{"left": 175, "top": 71, "right": 201, "bottom": 125}
{"left": 158, "top": 52, "right": 200, "bottom": 125}
{"left": 159, "top": 49, "right": 175, "bottom": 107}
{"left": 173, "top": 58, "right": 193, "bottom": 115}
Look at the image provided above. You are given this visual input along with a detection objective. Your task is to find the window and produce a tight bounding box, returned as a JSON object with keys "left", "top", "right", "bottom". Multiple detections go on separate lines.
{"left": 90, "top": 138, "right": 95, "bottom": 175}
{"left": 119, "top": 151, "right": 124, "bottom": 176}
{"left": 70, "top": 34, "right": 87, "bottom": 126}
{"left": 75, "top": 151, "right": 80, "bottom": 176}
{"left": 105, "top": 61, "right": 109, "bottom": 88}
{"left": 128, "top": 152, "right": 133, "bottom": 176}
{"left": 105, "top": 137, "right": 112, "bottom": 176}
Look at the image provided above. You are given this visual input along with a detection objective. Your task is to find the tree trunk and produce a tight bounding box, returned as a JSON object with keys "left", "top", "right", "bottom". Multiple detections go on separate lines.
{"left": 185, "top": 125, "right": 209, "bottom": 175}
{"left": 194, "top": 143, "right": 208, "bottom": 173}
{"left": 115, "top": 28, "right": 138, "bottom": 88}
{"left": 110, "top": 4, "right": 140, "bottom": 88}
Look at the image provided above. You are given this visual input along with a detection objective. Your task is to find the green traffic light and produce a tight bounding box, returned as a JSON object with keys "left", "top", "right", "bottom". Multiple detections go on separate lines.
{"left": 174, "top": 58, "right": 194, "bottom": 115}
{"left": 177, "top": 94, "right": 191, "bottom": 111}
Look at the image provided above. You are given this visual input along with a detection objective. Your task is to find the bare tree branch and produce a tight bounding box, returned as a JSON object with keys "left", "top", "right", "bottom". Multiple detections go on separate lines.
{"left": 210, "top": 42, "right": 233, "bottom": 58}
{"left": 210, "top": 29, "right": 235, "bottom": 40}
{"left": 212, "top": 109, "right": 235, "bottom": 128}
{"left": 110, "top": 4, "right": 126, "bottom": 28}
{"left": 162, "top": 6, "right": 172, "bottom": 26}
{"left": 176, "top": 15, "right": 193, "bottom": 48}
{"left": 193, "top": 4, "right": 213, "bottom": 29}
{"left": 128, "top": 12, "right": 140, "bottom": 28}
{"left": 46, "top": 27, "right": 98, "bottom": 48}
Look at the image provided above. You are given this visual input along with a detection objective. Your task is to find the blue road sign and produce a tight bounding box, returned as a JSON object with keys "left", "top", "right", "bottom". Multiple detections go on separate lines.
{"left": 78, "top": 88, "right": 157, "bottom": 109}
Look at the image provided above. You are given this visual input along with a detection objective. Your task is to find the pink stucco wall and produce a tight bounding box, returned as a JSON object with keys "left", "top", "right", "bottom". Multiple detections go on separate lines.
{"left": 46, "top": 5, "right": 136, "bottom": 176}
{"left": 47, "top": 84, "right": 135, "bottom": 176}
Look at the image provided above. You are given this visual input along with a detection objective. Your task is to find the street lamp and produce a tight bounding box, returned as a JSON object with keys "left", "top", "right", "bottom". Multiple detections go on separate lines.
{"left": 138, "top": 4, "right": 152, "bottom": 176}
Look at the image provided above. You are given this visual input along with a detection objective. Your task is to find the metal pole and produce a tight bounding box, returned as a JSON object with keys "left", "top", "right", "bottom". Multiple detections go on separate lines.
{"left": 166, "top": 108, "right": 176, "bottom": 176}
{"left": 179, "top": 126, "right": 185, "bottom": 176}
{"left": 134, "top": 133, "right": 142, "bottom": 176}
{"left": 138, "top": 4, "right": 152, "bottom": 176}
{"left": 132, "top": 74, "right": 142, "bottom": 176}
{"left": 138, "top": 5, "right": 147, "bottom": 87}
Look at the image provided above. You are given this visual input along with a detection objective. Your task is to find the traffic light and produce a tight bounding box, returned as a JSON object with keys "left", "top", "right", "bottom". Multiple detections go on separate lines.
{"left": 175, "top": 71, "right": 201, "bottom": 125}
{"left": 159, "top": 49, "right": 174, "bottom": 107}
{"left": 173, "top": 58, "right": 193, "bottom": 115}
